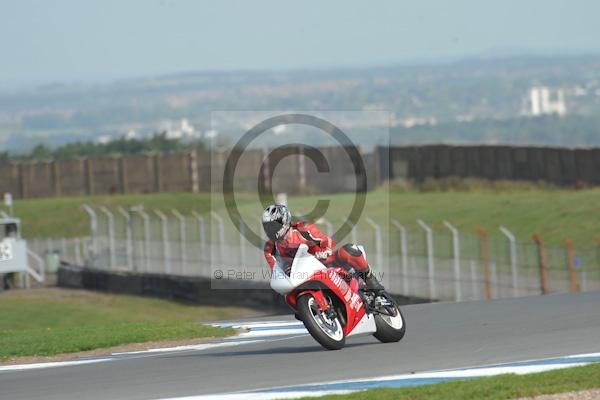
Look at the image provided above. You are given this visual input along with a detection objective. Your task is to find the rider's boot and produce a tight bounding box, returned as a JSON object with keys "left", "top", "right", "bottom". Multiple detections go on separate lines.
{"left": 357, "top": 268, "right": 386, "bottom": 313}
{"left": 363, "top": 267, "right": 385, "bottom": 293}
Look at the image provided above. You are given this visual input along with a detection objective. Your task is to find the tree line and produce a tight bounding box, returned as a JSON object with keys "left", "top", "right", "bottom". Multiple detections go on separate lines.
{"left": 0, "top": 132, "right": 206, "bottom": 164}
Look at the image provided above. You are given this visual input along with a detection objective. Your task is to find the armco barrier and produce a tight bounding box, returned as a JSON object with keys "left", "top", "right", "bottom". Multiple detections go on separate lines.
{"left": 57, "top": 264, "right": 288, "bottom": 311}
{"left": 57, "top": 264, "right": 429, "bottom": 310}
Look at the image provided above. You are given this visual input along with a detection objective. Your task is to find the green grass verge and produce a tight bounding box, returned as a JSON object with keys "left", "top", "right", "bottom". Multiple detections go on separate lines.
{"left": 9, "top": 192, "right": 213, "bottom": 240}
{"left": 9, "top": 187, "right": 600, "bottom": 246}
{"left": 305, "top": 362, "right": 600, "bottom": 400}
{"left": 0, "top": 288, "right": 251, "bottom": 360}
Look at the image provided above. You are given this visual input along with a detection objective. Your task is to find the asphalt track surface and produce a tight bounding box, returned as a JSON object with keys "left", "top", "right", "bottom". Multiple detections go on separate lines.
{"left": 2, "top": 291, "right": 599, "bottom": 400}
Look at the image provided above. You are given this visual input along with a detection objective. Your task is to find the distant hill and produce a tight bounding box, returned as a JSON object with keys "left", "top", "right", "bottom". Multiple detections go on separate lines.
{"left": 1, "top": 54, "right": 600, "bottom": 152}
{"left": 391, "top": 115, "right": 600, "bottom": 147}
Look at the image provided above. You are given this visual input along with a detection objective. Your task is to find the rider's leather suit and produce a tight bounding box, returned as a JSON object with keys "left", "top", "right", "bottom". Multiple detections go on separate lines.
{"left": 263, "top": 221, "right": 369, "bottom": 274}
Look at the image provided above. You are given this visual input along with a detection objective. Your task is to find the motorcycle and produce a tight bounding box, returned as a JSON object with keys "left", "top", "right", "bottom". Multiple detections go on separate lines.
{"left": 270, "top": 243, "right": 406, "bottom": 350}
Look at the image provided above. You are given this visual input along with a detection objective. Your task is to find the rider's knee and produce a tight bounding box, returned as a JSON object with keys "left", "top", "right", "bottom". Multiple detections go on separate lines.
{"left": 336, "top": 243, "right": 369, "bottom": 272}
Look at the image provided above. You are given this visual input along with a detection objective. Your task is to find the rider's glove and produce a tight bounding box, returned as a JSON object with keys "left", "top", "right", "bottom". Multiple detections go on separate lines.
{"left": 314, "top": 249, "right": 332, "bottom": 260}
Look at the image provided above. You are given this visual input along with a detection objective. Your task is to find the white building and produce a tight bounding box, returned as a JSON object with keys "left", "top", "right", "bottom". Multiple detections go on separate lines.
{"left": 525, "top": 86, "right": 567, "bottom": 116}
{"left": 160, "top": 118, "right": 197, "bottom": 139}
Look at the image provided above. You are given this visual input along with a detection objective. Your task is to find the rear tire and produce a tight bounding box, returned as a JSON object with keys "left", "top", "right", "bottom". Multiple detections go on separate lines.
{"left": 297, "top": 294, "right": 345, "bottom": 350}
{"left": 373, "top": 304, "right": 406, "bottom": 343}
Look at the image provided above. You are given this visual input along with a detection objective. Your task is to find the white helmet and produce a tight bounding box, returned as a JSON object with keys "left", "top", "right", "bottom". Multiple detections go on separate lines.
{"left": 261, "top": 204, "right": 291, "bottom": 241}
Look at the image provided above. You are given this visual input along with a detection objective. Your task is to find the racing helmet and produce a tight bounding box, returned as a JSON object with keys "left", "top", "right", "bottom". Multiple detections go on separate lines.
{"left": 261, "top": 204, "right": 291, "bottom": 242}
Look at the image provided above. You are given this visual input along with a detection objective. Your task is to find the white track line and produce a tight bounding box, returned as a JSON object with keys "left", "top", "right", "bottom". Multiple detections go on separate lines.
{"left": 160, "top": 391, "right": 353, "bottom": 400}
{"left": 158, "top": 352, "right": 600, "bottom": 400}
{"left": 0, "top": 358, "right": 114, "bottom": 373}
{"left": 110, "top": 339, "right": 264, "bottom": 356}
{"left": 0, "top": 320, "right": 304, "bottom": 373}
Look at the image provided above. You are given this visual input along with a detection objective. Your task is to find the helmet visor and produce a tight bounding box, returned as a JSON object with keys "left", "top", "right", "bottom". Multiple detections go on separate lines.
{"left": 263, "top": 220, "right": 286, "bottom": 241}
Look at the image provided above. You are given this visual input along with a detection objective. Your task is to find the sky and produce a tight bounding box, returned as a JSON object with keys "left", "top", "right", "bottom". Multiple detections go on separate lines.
{"left": 1, "top": 0, "right": 599, "bottom": 89}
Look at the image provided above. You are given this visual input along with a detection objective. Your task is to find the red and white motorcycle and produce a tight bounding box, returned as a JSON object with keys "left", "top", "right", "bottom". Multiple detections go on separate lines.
{"left": 270, "top": 244, "right": 406, "bottom": 350}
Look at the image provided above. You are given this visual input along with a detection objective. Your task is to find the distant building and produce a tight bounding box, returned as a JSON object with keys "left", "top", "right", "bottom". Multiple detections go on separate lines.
{"left": 96, "top": 135, "right": 112, "bottom": 144}
{"left": 394, "top": 115, "right": 437, "bottom": 128}
{"left": 159, "top": 118, "right": 197, "bottom": 139}
{"left": 523, "top": 86, "right": 566, "bottom": 117}
{"left": 124, "top": 129, "right": 137, "bottom": 140}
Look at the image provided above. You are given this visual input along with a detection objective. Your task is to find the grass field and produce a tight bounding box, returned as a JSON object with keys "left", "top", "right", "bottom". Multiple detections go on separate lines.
{"left": 304, "top": 362, "right": 600, "bottom": 400}
{"left": 0, "top": 288, "right": 256, "bottom": 360}
{"left": 6, "top": 187, "right": 600, "bottom": 246}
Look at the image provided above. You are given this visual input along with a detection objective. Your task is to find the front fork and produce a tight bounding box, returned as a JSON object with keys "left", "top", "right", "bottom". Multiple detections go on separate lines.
{"left": 293, "top": 289, "right": 344, "bottom": 325}
{"left": 297, "top": 289, "right": 329, "bottom": 311}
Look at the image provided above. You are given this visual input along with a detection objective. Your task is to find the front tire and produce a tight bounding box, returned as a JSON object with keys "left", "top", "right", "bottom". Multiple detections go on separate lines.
{"left": 373, "top": 304, "right": 406, "bottom": 343}
{"left": 297, "top": 294, "right": 345, "bottom": 350}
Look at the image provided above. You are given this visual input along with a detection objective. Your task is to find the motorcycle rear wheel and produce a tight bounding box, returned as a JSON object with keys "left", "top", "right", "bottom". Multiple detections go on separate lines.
{"left": 297, "top": 294, "right": 345, "bottom": 350}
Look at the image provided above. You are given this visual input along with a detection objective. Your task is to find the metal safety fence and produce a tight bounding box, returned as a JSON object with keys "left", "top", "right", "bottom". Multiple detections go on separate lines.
{"left": 33, "top": 204, "right": 600, "bottom": 302}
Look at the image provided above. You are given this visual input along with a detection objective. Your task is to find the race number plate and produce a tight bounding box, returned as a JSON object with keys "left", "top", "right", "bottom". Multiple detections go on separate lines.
{"left": 0, "top": 241, "right": 13, "bottom": 261}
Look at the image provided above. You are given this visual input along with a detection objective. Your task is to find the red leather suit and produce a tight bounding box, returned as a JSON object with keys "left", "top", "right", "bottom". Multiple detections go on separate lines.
{"left": 264, "top": 221, "right": 369, "bottom": 273}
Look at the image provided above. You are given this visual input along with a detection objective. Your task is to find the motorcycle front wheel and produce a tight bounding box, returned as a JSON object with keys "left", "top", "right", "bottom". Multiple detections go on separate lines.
{"left": 297, "top": 294, "right": 345, "bottom": 350}
{"left": 373, "top": 302, "right": 406, "bottom": 343}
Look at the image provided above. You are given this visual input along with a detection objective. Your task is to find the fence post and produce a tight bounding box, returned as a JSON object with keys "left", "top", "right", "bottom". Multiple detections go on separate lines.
{"left": 476, "top": 228, "right": 492, "bottom": 300}
{"left": 154, "top": 209, "right": 172, "bottom": 274}
{"left": 366, "top": 217, "right": 383, "bottom": 281}
{"left": 133, "top": 208, "right": 151, "bottom": 272}
{"left": 189, "top": 151, "right": 199, "bottom": 193}
{"left": 238, "top": 216, "right": 247, "bottom": 266}
{"left": 499, "top": 225, "right": 519, "bottom": 297}
{"left": 172, "top": 209, "right": 187, "bottom": 275}
{"left": 564, "top": 239, "right": 580, "bottom": 293}
{"left": 117, "top": 207, "right": 134, "bottom": 271}
{"left": 191, "top": 210, "right": 206, "bottom": 263}
{"left": 75, "top": 237, "right": 82, "bottom": 265}
{"left": 82, "top": 204, "right": 98, "bottom": 266}
{"left": 417, "top": 219, "right": 436, "bottom": 300}
{"left": 298, "top": 145, "right": 306, "bottom": 193}
{"left": 470, "top": 260, "right": 478, "bottom": 299}
{"left": 99, "top": 206, "right": 116, "bottom": 269}
{"left": 261, "top": 148, "right": 271, "bottom": 194}
{"left": 391, "top": 219, "right": 409, "bottom": 295}
{"left": 82, "top": 237, "right": 89, "bottom": 261}
{"left": 210, "top": 211, "right": 225, "bottom": 265}
{"left": 533, "top": 234, "right": 549, "bottom": 295}
{"left": 443, "top": 220, "right": 462, "bottom": 302}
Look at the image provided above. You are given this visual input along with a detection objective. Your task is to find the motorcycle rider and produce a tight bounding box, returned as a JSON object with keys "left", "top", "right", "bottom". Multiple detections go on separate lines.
{"left": 262, "top": 204, "right": 384, "bottom": 292}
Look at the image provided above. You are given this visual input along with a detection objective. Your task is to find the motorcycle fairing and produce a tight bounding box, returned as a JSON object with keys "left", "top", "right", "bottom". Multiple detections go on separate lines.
{"left": 270, "top": 244, "right": 327, "bottom": 295}
{"left": 271, "top": 244, "right": 376, "bottom": 337}
{"left": 347, "top": 312, "right": 376, "bottom": 337}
